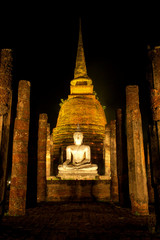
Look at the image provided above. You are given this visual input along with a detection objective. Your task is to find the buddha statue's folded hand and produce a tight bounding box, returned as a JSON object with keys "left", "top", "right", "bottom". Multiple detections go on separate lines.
{"left": 63, "top": 159, "right": 70, "bottom": 168}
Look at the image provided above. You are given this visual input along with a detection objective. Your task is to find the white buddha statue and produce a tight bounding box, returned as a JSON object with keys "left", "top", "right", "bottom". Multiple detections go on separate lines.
{"left": 58, "top": 125, "right": 98, "bottom": 173}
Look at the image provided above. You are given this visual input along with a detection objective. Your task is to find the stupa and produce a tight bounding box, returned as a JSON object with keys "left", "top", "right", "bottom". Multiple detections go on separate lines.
{"left": 52, "top": 21, "right": 107, "bottom": 175}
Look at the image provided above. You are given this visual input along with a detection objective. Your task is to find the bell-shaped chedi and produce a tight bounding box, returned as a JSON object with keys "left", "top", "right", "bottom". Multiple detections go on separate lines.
{"left": 52, "top": 21, "right": 107, "bottom": 175}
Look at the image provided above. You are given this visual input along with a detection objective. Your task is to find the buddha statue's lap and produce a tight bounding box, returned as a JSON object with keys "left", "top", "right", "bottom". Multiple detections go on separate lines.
{"left": 58, "top": 125, "right": 98, "bottom": 173}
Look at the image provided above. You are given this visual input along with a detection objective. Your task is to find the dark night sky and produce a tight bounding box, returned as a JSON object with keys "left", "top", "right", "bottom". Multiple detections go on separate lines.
{"left": 1, "top": 3, "right": 160, "bottom": 135}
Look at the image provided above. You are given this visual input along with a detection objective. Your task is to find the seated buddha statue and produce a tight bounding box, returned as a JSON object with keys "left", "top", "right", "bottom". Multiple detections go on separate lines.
{"left": 58, "top": 125, "right": 98, "bottom": 172}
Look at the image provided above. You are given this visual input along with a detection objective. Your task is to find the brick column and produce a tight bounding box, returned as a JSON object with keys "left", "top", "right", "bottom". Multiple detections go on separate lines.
{"left": 149, "top": 123, "right": 160, "bottom": 229}
{"left": 110, "top": 120, "right": 119, "bottom": 202}
{"left": 146, "top": 143, "right": 154, "bottom": 204}
{"left": 116, "top": 108, "right": 129, "bottom": 206}
{"left": 147, "top": 46, "right": 160, "bottom": 229}
{"left": 0, "top": 49, "right": 12, "bottom": 115}
{"left": 149, "top": 46, "right": 160, "bottom": 119}
{"left": 37, "top": 113, "right": 48, "bottom": 202}
{"left": 126, "top": 85, "right": 149, "bottom": 215}
{"left": 0, "top": 116, "right": 3, "bottom": 148}
{"left": 9, "top": 80, "right": 30, "bottom": 216}
{"left": 147, "top": 47, "right": 160, "bottom": 159}
{"left": 148, "top": 124, "right": 160, "bottom": 184}
{"left": 103, "top": 124, "right": 111, "bottom": 178}
{"left": 0, "top": 49, "right": 13, "bottom": 217}
{"left": 50, "top": 133, "right": 54, "bottom": 176}
{"left": 46, "top": 123, "right": 51, "bottom": 179}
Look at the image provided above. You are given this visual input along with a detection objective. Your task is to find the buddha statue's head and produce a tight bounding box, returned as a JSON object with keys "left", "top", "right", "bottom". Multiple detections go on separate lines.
{"left": 73, "top": 125, "right": 83, "bottom": 146}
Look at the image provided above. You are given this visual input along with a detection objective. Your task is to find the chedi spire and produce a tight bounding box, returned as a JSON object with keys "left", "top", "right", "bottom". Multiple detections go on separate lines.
{"left": 74, "top": 19, "right": 88, "bottom": 79}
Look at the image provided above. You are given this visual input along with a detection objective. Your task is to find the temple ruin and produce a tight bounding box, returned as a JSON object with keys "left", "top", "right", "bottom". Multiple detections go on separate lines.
{"left": 51, "top": 22, "right": 107, "bottom": 176}
{"left": 1, "top": 19, "right": 160, "bottom": 233}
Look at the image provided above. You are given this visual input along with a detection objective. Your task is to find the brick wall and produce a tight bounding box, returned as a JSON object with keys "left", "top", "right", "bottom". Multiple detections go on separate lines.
{"left": 47, "top": 180, "right": 110, "bottom": 202}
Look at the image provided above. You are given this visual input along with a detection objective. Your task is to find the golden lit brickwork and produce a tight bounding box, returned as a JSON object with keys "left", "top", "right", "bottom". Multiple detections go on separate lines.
{"left": 46, "top": 123, "right": 51, "bottom": 179}
{"left": 70, "top": 19, "right": 93, "bottom": 95}
{"left": 126, "top": 85, "right": 149, "bottom": 215}
{"left": 74, "top": 19, "right": 87, "bottom": 79}
{"left": 57, "top": 95, "right": 106, "bottom": 127}
{"left": 70, "top": 84, "right": 93, "bottom": 95}
{"left": 52, "top": 22, "right": 107, "bottom": 175}
{"left": 52, "top": 94, "right": 107, "bottom": 174}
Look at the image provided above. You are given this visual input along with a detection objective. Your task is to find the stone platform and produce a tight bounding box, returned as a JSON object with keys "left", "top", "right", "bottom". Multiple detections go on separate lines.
{"left": 57, "top": 172, "right": 99, "bottom": 180}
{"left": 47, "top": 180, "right": 110, "bottom": 202}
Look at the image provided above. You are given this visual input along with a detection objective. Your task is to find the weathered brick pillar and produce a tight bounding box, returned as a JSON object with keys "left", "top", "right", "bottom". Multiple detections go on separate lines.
{"left": 116, "top": 108, "right": 130, "bottom": 206}
{"left": 103, "top": 124, "right": 111, "bottom": 178}
{"left": 0, "top": 49, "right": 13, "bottom": 217}
{"left": 0, "top": 116, "right": 3, "bottom": 148}
{"left": 37, "top": 113, "right": 48, "bottom": 202}
{"left": 110, "top": 120, "right": 119, "bottom": 202}
{"left": 46, "top": 123, "right": 51, "bottom": 179}
{"left": 9, "top": 80, "right": 30, "bottom": 216}
{"left": 149, "top": 46, "right": 160, "bottom": 150}
{"left": 149, "top": 46, "right": 160, "bottom": 118}
{"left": 148, "top": 47, "right": 160, "bottom": 172}
{"left": 149, "top": 123, "right": 160, "bottom": 229}
{"left": 126, "top": 85, "right": 149, "bottom": 215}
{"left": 147, "top": 46, "right": 160, "bottom": 229}
{"left": 148, "top": 124, "right": 160, "bottom": 184}
{"left": 50, "top": 132, "right": 54, "bottom": 176}
{"left": 0, "top": 49, "right": 12, "bottom": 116}
{"left": 146, "top": 143, "right": 154, "bottom": 204}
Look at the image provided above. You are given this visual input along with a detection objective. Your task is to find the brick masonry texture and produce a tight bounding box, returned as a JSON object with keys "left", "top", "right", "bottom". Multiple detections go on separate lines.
{"left": 103, "top": 124, "right": 111, "bottom": 178}
{"left": 52, "top": 95, "right": 107, "bottom": 175}
{"left": 9, "top": 80, "right": 30, "bottom": 216}
{"left": 0, "top": 49, "right": 12, "bottom": 115}
{"left": 37, "top": 113, "right": 48, "bottom": 202}
{"left": 116, "top": 108, "right": 129, "bottom": 206}
{"left": 0, "top": 49, "right": 13, "bottom": 217}
{"left": 47, "top": 180, "right": 110, "bottom": 202}
{"left": 110, "top": 120, "right": 119, "bottom": 202}
{"left": 126, "top": 85, "right": 149, "bottom": 215}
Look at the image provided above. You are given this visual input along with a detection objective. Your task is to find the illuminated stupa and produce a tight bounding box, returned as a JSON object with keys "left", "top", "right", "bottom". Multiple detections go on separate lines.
{"left": 52, "top": 21, "right": 107, "bottom": 175}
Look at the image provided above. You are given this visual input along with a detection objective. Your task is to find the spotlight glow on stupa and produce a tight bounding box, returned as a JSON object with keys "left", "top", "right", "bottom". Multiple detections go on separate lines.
{"left": 52, "top": 20, "right": 107, "bottom": 175}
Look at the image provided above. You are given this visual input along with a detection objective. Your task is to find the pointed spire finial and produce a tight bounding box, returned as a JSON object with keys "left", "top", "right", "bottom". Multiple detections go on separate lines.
{"left": 74, "top": 19, "right": 88, "bottom": 79}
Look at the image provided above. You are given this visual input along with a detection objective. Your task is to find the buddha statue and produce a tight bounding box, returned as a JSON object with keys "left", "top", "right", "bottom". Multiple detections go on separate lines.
{"left": 58, "top": 125, "right": 98, "bottom": 178}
